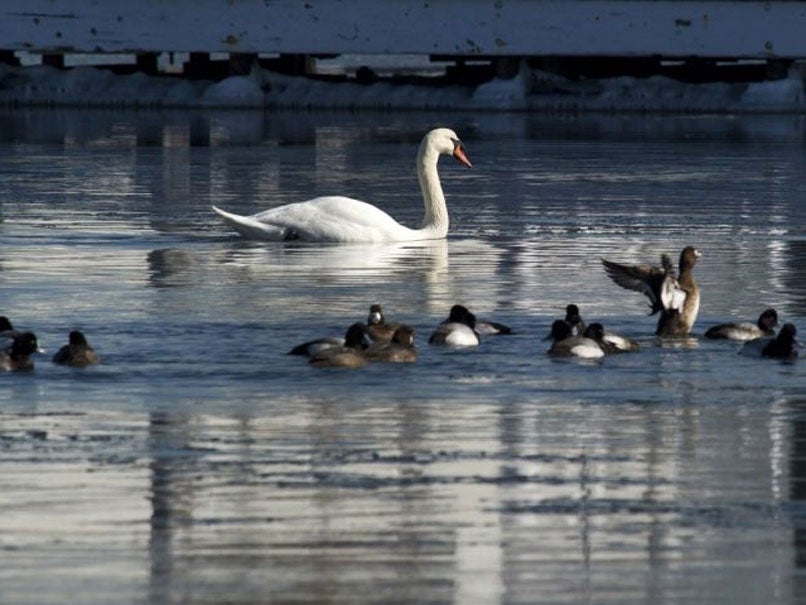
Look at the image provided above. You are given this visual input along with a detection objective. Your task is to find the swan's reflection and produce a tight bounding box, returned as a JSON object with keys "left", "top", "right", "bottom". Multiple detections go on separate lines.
{"left": 214, "top": 238, "right": 450, "bottom": 280}
{"left": 147, "top": 236, "right": 515, "bottom": 318}
{"left": 213, "top": 237, "right": 510, "bottom": 313}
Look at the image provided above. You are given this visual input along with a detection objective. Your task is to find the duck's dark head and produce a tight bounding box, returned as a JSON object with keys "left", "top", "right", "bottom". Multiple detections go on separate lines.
{"left": 392, "top": 325, "right": 415, "bottom": 347}
{"left": 549, "top": 319, "right": 572, "bottom": 342}
{"left": 367, "top": 305, "right": 384, "bottom": 326}
{"left": 764, "top": 323, "right": 799, "bottom": 359}
{"left": 680, "top": 246, "right": 702, "bottom": 271}
{"left": 11, "top": 332, "right": 38, "bottom": 358}
{"left": 448, "top": 304, "right": 469, "bottom": 320}
{"left": 344, "top": 323, "right": 371, "bottom": 350}
{"left": 779, "top": 323, "right": 797, "bottom": 344}
{"left": 69, "top": 330, "right": 89, "bottom": 346}
{"left": 568, "top": 314, "right": 585, "bottom": 332}
{"left": 448, "top": 305, "right": 476, "bottom": 329}
{"left": 584, "top": 323, "right": 605, "bottom": 341}
{"left": 564, "top": 304, "right": 580, "bottom": 322}
{"left": 759, "top": 308, "right": 778, "bottom": 331}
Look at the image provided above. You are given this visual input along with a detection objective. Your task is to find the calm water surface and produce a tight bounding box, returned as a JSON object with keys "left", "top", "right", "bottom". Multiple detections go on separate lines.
{"left": 2, "top": 109, "right": 806, "bottom": 604}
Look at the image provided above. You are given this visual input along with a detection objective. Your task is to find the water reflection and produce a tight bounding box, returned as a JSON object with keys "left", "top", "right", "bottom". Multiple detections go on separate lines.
{"left": 4, "top": 108, "right": 806, "bottom": 321}
{"left": 134, "top": 389, "right": 806, "bottom": 603}
{"left": 789, "top": 398, "right": 806, "bottom": 605}
{"left": 146, "top": 238, "right": 525, "bottom": 317}
{"left": 2, "top": 108, "right": 806, "bottom": 148}
{"left": 3, "top": 109, "right": 806, "bottom": 604}
{"left": 148, "top": 411, "right": 194, "bottom": 604}
{"left": 784, "top": 241, "right": 806, "bottom": 317}
{"left": 790, "top": 399, "right": 806, "bottom": 571}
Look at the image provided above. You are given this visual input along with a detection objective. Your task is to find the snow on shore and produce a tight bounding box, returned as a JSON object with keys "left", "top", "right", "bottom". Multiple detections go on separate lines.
{"left": 0, "top": 60, "right": 803, "bottom": 112}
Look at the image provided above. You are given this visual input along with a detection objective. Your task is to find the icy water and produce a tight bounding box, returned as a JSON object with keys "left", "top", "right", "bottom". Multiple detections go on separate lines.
{"left": 2, "top": 108, "right": 806, "bottom": 604}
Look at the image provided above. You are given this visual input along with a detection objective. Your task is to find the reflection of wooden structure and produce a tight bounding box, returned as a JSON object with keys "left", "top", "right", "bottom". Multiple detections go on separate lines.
{"left": 1, "top": 1, "right": 805, "bottom": 81}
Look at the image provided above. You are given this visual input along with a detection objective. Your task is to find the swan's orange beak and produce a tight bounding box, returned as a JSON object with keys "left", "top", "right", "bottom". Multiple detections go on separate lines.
{"left": 453, "top": 144, "right": 472, "bottom": 168}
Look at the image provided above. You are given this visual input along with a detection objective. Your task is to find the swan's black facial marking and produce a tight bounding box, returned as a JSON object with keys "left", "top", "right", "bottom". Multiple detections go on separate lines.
{"left": 451, "top": 139, "right": 472, "bottom": 168}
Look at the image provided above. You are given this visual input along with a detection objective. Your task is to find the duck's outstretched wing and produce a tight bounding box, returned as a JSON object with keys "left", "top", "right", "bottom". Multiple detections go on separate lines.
{"left": 601, "top": 258, "right": 668, "bottom": 315}
{"left": 660, "top": 253, "right": 675, "bottom": 275}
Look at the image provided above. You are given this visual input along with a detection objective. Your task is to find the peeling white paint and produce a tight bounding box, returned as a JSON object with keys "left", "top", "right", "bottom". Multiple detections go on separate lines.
{"left": 0, "top": 1, "right": 805, "bottom": 58}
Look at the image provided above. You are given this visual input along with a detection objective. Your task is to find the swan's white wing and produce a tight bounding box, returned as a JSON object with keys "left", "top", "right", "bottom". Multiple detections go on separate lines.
{"left": 212, "top": 206, "right": 285, "bottom": 240}
{"left": 252, "top": 196, "right": 417, "bottom": 242}
{"left": 215, "top": 197, "right": 424, "bottom": 243}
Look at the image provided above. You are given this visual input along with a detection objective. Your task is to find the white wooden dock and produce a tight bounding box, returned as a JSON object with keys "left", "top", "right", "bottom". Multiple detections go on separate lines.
{"left": 2, "top": 0, "right": 805, "bottom": 59}
{"left": 1, "top": 0, "right": 805, "bottom": 84}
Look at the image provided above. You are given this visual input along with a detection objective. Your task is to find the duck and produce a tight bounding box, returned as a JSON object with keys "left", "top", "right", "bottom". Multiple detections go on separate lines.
{"left": 602, "top": 246, "right": 701, "bottom": 337}
{"left": 366, "top": 304, "right": 411, "bottom": 343}
{"left": 211, "top": 128, "right": 472, "bottom": 243}
{"left": 309, "top": 323, "right": 372, "bottom": 368}
{"left": 288, "top": 335, "right": 344, "bottom": 357}
{"left": 546, "top": 320, "right": 605, "bottom": 359}
{"left": 0, "top": 331, "right": 39, "bottom": 371}
{"left": 474, "top": 315, "right": 513, "bottom": 336}
{"left": 0, "top": 316, "right": 19, "bottom": 350}
{"left": 705, "top": 308, "right": 778, "bottom": 342}
{"left": 52, "top": 330, "right": 100, "bottom": 367}
{"left": 601, "top": 329, "right": 641, "bottom": 353}
{"left": 365, "top": 325, "right": 417, "bottom": 363}
{"left": 0, "top": 315, "right": 14, "bottom": 335}
{"left": 562, "top": 304, "right": 638, "bottom": 352}
{"left": 288, "top": 325, "right": 349, "bottom": 356}
{"left": 428, "top": 304, "right": 480, "bottom": 346}
{"left": 563, "top": 304, "right": 587, "bottom": 336}
{"left": 583, "top": 323, "right": 640, "bottom": 354}
{"left": 740, "top": 323, "right": 799, "bottom": 360}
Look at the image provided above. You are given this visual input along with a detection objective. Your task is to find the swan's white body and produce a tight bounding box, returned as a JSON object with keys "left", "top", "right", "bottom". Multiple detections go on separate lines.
{"left": 212, "top": 127, "right": 471, "bottom": 243}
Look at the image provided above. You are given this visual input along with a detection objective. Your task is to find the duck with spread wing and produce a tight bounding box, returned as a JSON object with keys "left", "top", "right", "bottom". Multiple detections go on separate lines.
{"left": 601, "top": 246, "right": 702, "bottom": 337}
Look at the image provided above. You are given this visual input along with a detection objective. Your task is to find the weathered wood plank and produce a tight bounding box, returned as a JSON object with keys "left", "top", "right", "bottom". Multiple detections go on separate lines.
{"left": 1, "top": 1, "right": 805, "bottom": 59}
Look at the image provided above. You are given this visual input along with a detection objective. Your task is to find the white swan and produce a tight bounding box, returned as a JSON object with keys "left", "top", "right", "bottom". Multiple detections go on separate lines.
{"left": 211, "top": 127, "right": 471, "bottom": 243}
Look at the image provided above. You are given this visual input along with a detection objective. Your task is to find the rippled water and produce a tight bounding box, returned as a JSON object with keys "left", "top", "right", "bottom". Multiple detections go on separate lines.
{"left": 2, "top": 108, "right": 806, "bottom": 604}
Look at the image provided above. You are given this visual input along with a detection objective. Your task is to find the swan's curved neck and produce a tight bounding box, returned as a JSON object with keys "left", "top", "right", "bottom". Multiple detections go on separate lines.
{"left": 417, "top": 142, "right": 449, "bottom": 237}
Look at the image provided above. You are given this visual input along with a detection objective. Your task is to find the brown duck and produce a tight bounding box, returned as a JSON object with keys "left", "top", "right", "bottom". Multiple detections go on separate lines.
{"left": 601, "top": 246, "right": 701, "bottom": 337}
